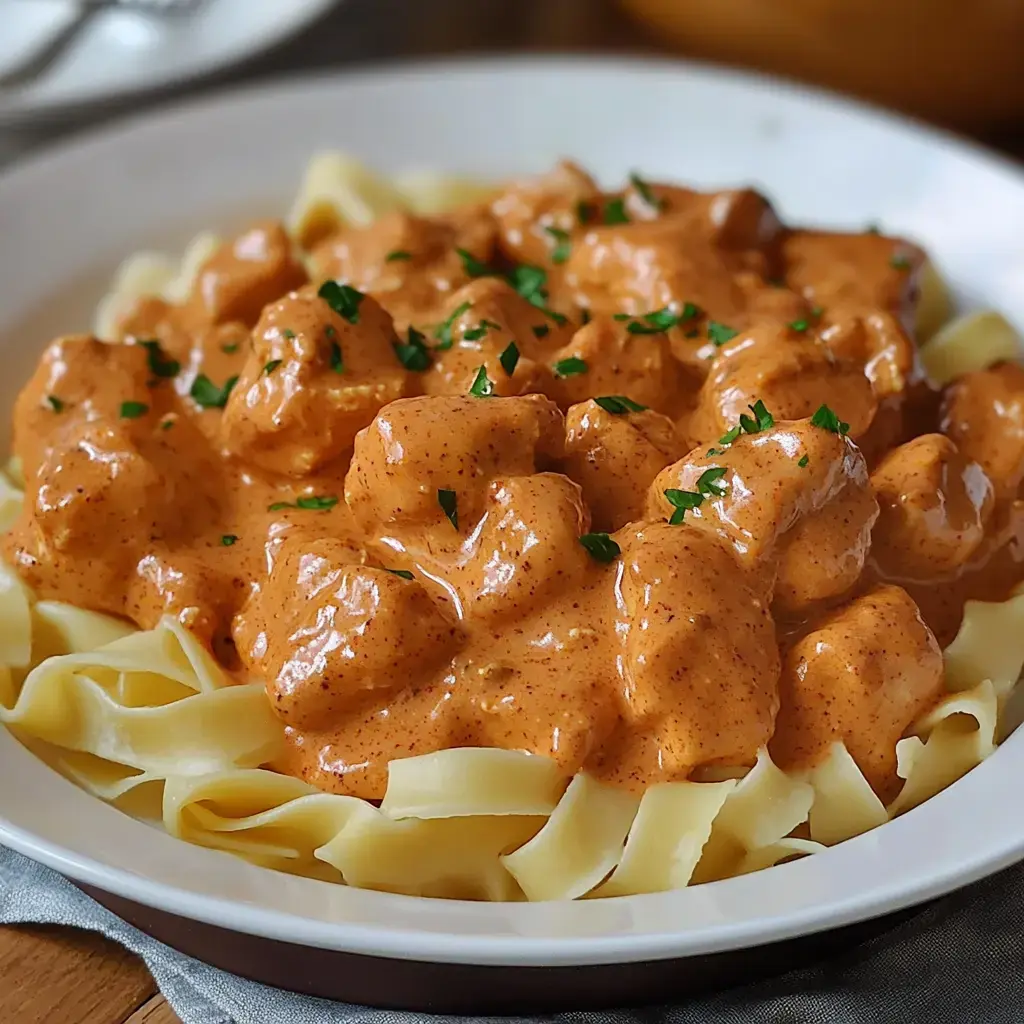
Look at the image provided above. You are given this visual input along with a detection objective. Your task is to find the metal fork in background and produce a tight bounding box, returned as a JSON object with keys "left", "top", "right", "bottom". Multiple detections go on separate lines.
{"left": 0, "top": 0, "right": 208, "bottom": 90}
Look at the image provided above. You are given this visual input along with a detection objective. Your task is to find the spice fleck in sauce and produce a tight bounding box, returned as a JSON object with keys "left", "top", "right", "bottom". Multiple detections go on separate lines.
{"left": 6, "top": 165, "right": 1023, "bottom": 802}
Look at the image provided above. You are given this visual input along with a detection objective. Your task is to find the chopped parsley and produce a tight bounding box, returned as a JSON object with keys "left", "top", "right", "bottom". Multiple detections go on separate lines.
{"left": 629, "top": 172, "right": 663, "bottom": 211}
{"left": 739, "top": 399, "right": 775, "bottom": 435}
{"left": 268, "top": 494, "right": 339, "bottom": 512}
{"left": 262, "top": 359, "right": 282, "bottom": 376}
{"left": 190, "top": 374, "right": 238, "bottom": 409}
{"left": 866, "top": 222, "right": 881, "bottom": 235}
{"left": 508, "top": 264, "right": 567, "bottom": 324}
{"left": 708, "top": 321, "right": 739, "bottom": 347}
{"left": 889, "top": 253, "right": 911, "bottom": 271}
{"left": 603, "top": 198, "right": 630, "bottom": 225}
{"left": 810, "top": 403, "right": 850, "bottom": 436}
{"left": 622, "top": 305, "right": 698, "bottom": 335}
{"left": 385, "top": 568, "right": 414, "bottom": 580}
{"left": 545, "top": 226, "right": 572, "bottom": 265}
{"left": 329, "top": 340, "right": 344, "bottom": 374}
{"left": 469, "top": 365, "right": 495, "bottom": 397}
{"left": 45, "top": 395, "right": 64, "bottom": 413}
{"left": 138, "top": 339, "right": 180, "bottom": 379}
{"left": 798, "top": 454, "right": 810, "bottom": 467}
{"left": 664, "top": 488, "right": 704, "bottom": 525}
{"left": 553, "top": 356, "right": 588, "bottom": 378}
{"left": 282, "top": 328, "right": 296, "bottom": 340}
{"left": 811, "top": 305, "right": 824, "bottom": 319}
{"left": 719, "top": 425, "right": 742, "bottom": 445}
{"left": 386, "top": 250, "right": 413, "bottom": 262}
{"left": 696, "top": 466, "right": 728, "bottom": 497}
{"left": 438, "top": 488, "right": 458, "bottom": 529}
{"left": 434, "top": 301, "right": 472, "bottom": 350}
{"left": 120, "top": 401, "right": 148, "bottom": 419}
{"left": 456, "top": 248, "right": 496, "bottom": 278}
{"left": 532, "top": 324, "right": 550, "bottom": 339}
{"left": 594, "top": 395, "right": 648, "bottom": 415}
{"left": 576, "top": 200, "right": 595, "bottom": 225}
{"left": 221, "top": 534, "right": 238, "bottom": 547}
{"left": 394, "top": 326, "right": 432, "bottom": 371}
{"left": 464, "top": 318, "right": 502, "bottom": 342}
{"left": 499, "top": 342, "right": 520, "bottom": 377}
{"left": 789, "top": 319, "right": 810, "bottom": 333}
{"left": 318, "top": 280, "right": 364, "bottom": 324}
{"left": 579, "top": 532, "right": 620, "bottom": 562}
{"left": 221, "top": 341, "right": 240, "bottom": 354}
{"left": 160, "top": 418, "right": 175, "bottom": 431}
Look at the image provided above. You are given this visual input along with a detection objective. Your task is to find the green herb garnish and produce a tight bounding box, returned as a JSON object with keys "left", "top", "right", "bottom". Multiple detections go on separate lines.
{"left": 532, "top": 324, "right": 550, "bottom": 339}
{"left": 268, "top": 494, "right": 339, "bottom": 512}
{"left": 594, "top": 395, "right": 648, "bottom": 415}
{"left": 579, "top": 532, "right": 621, "bottom": 562}
{"left": 385, "top": 568, "right": 414, "bottom": 580}
{"left": 282, "top": 328, "right": 296, "bottom": 340}
{"left": 789, "top": 319, "right": 810, "bottom": 333}
{"left": 386, "top": 250, "right": 413, "bottom": 262}
{"left": 46, "top": 395, "right": 64, "bottom": 413}
{"left": 890, "top": 254, "right": 911, "bottom": 271}
{"left": 664, "top": 488, "right": 704, "bottom": 525}
{"left": 603, "top": 198, "right": 630, "bottom": 225}
{"left": 739, "top": 399, "right": 775, "bottom": 435}
{"left": 394, "top": 326, "right": 432, "bottom": 371}
{"left": 719, "top": 425, "right": 742, "bottom": 445}
{"left": 221, "top": 342, "right": 240, "bottom": 354}
{"left": 221, "top": 534, "right": 238, "bottom": 547}
{"left": 469, "top": 365, "right": 495, "bottom": 397}
{"left": 798, "top": 454, "right": 809, "bottom": 467}
{"left": 434, "top": 301, "right": 472, "bottom": 350}
{"left": 708, "top": 321, "right": 739, "bottom": 347}
{"left": 138, "top": 339, "right": 180, "bottom": 379}
{"left": 810, "top": 404, "right": 850, "bottom": 436}
{"left": 329, "top": 341, "right": 344, "bottom": 374}
{"left": 545, "top": 226, "right": 572, "bottom": 265}
{"left": 190, "top": 374, "right": 238, "bottom": 409}
{"left": 438, "top": 488, "right": 458, "bottom": 529}
{"left": 456, "top": 248, "right": 496, "bottom": 278}
{"left": 576, "top": 200, "right": 595, "bottom": 225}
{"left": 553, "top": 357, "right": 588, "bottom": 378}
{"left": 263, "top": 359, "right": 282, "bottom": 376}
{"left": 318, "top": 280, "right": 364, "bottom": 324}
{"left": 499, "top": 342, "right": 520, "bottom": 377}
{"left": 696, "top": 466, "right": 728, "bottom": 497}
{"left": 508, "top": 264, "right": 568, "bottom": 325}
{"left": 464, "top": 318, "right": 502, "bottom": 342}
{"left": 629, "top": 172, "right": 663, "bottom": 211}
{"left": 120, "top": 401, "right": 148, "bottom": 419}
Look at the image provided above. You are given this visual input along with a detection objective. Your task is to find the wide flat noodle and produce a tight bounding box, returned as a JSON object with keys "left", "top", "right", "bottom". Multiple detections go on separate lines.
{"left": 944, "top": 593, "right": 1024, "bottom": 699}
{"left": 919, "top": 310, "right": 1022, "bottom": 386}
{"left": 382, "top": 747, "right": 567, "bottom": 819}
{"left": 594, "top": 780, "right": 736, "bottom": 897}
{"left": 806, "top": 742, "right": 888, "bottom": 845}
{"left": 392, "top": 170, "right": 498, "bottom": 214}
{"left": 736, "top": 838, "right": 826, "bottom": 876}
{"left": 889, "top": 680, "right": 998, "bottom": 816}
{"left": 0, "top": 561, "right": 33, "bottom": 668}
{"left": 501, "top": 774, "right": 640, "bottom": 901}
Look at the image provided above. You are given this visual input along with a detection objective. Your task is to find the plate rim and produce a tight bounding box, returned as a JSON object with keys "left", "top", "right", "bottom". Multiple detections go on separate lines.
{"left": 1, "top": 54, "right": 1023, "bottom": 967}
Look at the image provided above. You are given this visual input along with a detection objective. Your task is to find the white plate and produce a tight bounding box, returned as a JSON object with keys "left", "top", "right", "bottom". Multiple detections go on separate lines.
{"left": 0, "top": 0, "right": 340, "bottom": 124}
{"left": 1, "top": 57, "right": 1023, "bottom": 967}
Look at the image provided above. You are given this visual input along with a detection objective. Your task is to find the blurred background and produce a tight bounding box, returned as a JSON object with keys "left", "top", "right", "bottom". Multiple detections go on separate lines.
{"left": 1, "top": 0, "right": 1023, "bottom": 166}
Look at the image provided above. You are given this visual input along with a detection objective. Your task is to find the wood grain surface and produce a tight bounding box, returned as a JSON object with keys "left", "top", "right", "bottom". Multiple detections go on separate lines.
{"left": 0, "top": 1, "right": 1021, "bottom": 1022}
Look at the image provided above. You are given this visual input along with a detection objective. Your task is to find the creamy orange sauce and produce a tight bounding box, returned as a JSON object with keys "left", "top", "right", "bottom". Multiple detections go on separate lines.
{"left": 6, "top": 163, "right": 1023, "bottom": 802}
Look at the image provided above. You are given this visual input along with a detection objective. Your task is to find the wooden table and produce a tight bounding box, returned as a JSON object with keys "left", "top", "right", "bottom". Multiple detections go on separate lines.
{"left": 1, "top": 1, "right": 1022, "bottom": 1020}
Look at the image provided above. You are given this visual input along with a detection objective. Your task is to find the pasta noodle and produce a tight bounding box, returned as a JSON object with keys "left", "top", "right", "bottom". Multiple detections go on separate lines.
{"left": 1, "top": 154, "right": 1022, "bottom": 902}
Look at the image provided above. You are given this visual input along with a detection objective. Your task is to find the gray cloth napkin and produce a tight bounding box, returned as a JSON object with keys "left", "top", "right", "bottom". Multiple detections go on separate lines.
{"left": 0, "top": 844, "right": 1020, "bottom": 1023}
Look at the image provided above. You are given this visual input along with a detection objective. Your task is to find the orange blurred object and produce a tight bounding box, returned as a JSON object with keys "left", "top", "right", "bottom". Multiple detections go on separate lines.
{"left": 619, "top": 0, "right": 1024, "bottom": 129}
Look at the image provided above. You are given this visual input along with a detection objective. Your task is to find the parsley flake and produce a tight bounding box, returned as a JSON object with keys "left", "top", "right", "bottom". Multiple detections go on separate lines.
{"left": 696, "top": 466, "right": 728, "bottom": 497}
{"left": 46, "top": 395, "right": 64, "bottom": 413}
{"left": 508, "top": 264, "right": 568, "bottom": 324}
{"left": 579, "top": 532, "right": 620, "bottom": 562}
{"left": 438, "top": 488, "right": 458, "bottom": 529}
{"left": 629, "top": 172, "right": 663, "bottom": 211}
{"left": 719, "top": 425, "right": 742, "bottom": 446}
{"left": 594, "top": 395, "right": 648, "bottom": 415}
{"left": 456, "top": 248, "right": 496, "bottom": 278}
{"left": 386, "top": 250, "right": 413, "bottom": 262}
{"left": 282, "top": 329, "right": 296, "bottom": 340}
{"left": 263, "top": 359, "right": 282, "bottom": 376}
{"left": 385, "top": 568, "right": 414, "bottom": 580}
{"left": 810, "top": 404, "right": 850, "bottom": 436}
{"left": 138, "top": 339, "right": 180, "bottom": 379}
{"left": 190, "top": 374, "right": 238, "bottom": 410}
{"left": 120, "top": 401, "right": 148, "bottom": 419}
{"left": 789, "top": 319, "right": 810, "bottom": 333}
{"left": 739, "top": 400, "right": 775, "bottom": 435}
{"left": 708, "top": 321, "right": 739, "bottom": 347}
{"left": 394, "top": 327, "right": 432, "bottom": 371}
{"left": 603, "top": 198, "right": 630, "bottom": 225}
{"left": 318, "top": 280, "right": 364, "bottom": 324}
{"left": 664, "top": 488, "right": 704, "bottom": 525}
{"left": 576, "top": 200, "right": 595, "bottom": 225}
{"left": 329, "top": 341, "right": 344, "bottom": 374}
{"left": 890, "top": 254, "right": 911, "bottom": 271}
{"left": 499, "top": 342, "right": 520, "bottom": 377}
{"left": 532, "top": 324, "right": 550, "bottom": 339}
{"left": 434, "top": 301, "right": 471, "bottom": 350}
{"left": 464, "top": 318, "right": 502, "bottom": 342}
{"left": 221, "top": 342, "right": 240, "bottom": 354}
{"left": 545, "top": 226, "right": 572, "bottom": 265}
{"left": 268, "top": 495, "right": 339, "bottom": 512}
{"left": 553, "top": 356, "right": 588, "bottom": 378}
{"left": 221, "top": 534, "right": 238, "bottom": 547}
{"left": 469, "top": 365, "right": 495, "bottom": 397}
{"left": 798, "top": 454, "right": 810, "bottom": 468}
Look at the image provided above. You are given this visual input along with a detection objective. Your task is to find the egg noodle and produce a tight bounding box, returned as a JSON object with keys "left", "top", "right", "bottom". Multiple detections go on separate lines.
{"left": 1, "top": 154, "right": 1021, "bottom": 901}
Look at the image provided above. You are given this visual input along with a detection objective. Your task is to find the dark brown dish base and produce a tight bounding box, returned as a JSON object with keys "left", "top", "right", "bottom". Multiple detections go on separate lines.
{"left": 80, "top": 883, "right": 923, "bottom": 1014}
